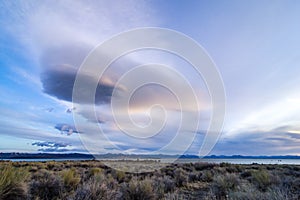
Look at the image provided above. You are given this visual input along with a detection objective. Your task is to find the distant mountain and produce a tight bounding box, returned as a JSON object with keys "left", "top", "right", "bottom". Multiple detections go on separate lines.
{"left": 207, "top": 155, "right": 300, "bottom": 159}
{"left": 0, "top": 153, "right": 94, "bottom": 160}
{"left": 1, "top": 152, "right": 300, "bottom": 160}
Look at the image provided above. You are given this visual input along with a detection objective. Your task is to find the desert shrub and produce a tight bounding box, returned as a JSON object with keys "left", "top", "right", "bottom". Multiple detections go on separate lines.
{"left": 230, "top": 184, "right": 293, "bottom": 200}
{"left": 266, "top": 165, "right": 275, "bottom": 170}
{"left": 201, "top": 170, "right": 213, "bottom": 182}
{"left": 250, "top": 164, "right": 260, "bottom": 170}
{"left": 282, "top": 166, "right": 300, "bottom": 177}
{"left": 181, "top": 163, "right": 194, "bottom": 172}
{"left": 161, "top": 166, "right": 176, "bottom": 177}
{"left": 203, "top": 188, "right": 218, "bottom": 200}
{"left": 212, "top": 173, "right": 239, "bottom": 198}
{"left": 229, "top": 189, "right": 262, "bottom": 200}
{"left": 29, "top": 170, "right": 63, "bottom": 200}
{"left": 220, "top": 162, "right": 231, "bottom": 168}
{"left": 1, "top": 160, "right": 300, "bottom": 200}
{"left": 161, "top": 175, "right": 176, "bottom": 193}
{"left": 240, "top": 170, "right": 252, "bottom": 178}
{"left": 74, "top": 176, "right": 118, "bottom": 200}
{"left": 234, "top": 164, "right": 244, "bottom": 172}
{"left": 163, "top": 191, "right": 186, "bottom": 200}
{"left": 120, "top": 178, "right": 155, "bottom": 200}
{"left": 280, "top": 175, "right": 293, "bottom": 188}
{"left": 269, "top": 173, "right": 280, "bottom": 185}
{"left": 225, "top": 167, "right": 235, "bottom": 173}
{"left": 46, "top": 161, "right": 56, "bottom": 170}
{"left": 105, "top": 173, "right": 120, "bottom": 189}
{"left": 251, "top": 170, "right": 271, "bottom": 191}
{"left": 225, "top": 166, "right": 239, "bottom": 173}
{"left": 91, "top": 167, "right": 102, "bottom": 174}
{"left": 151, "top": 175, "right": 176, "bottom": 197}
{"left": 151, "top": 177, "right": 165, "bottom": 199}
{"left": 194, "top": 162, "right": 215, "bottom": 171}
{"left": 214, "top": 166, "right": 227, "bottom": 174}
{"left": 88, "top": 167, "right": 103, "bottom": 178}
{"left": 231, "top": 185, "right": 294, "bottom": 200}
{"left": 292, "top": 166, "right": 300, "bottom": 171}
{"left": 281, "top": 177, "right": 300, "bottom": 195}
{"left": 62, "top": 168, "right": 81, "bottom": 191}
{"left": 0, "top": 165, "right": 28, "bottom": 200}
{"left": 174, "top": 168, "right": 187, "bottom": 187}
{"left": 188, "top": 171, "right": 202, "bottom": 182}
{"left": 264, "top": 186, "right": 290, "bottom": 200}
{"left": 34, "top": 162, "right": 46, "bottom": 170}
{"left": 28, "top": 166, "right": 38, "bottom": 173}
{"left": 112, "top": 170, "right": 126, "bottom": 183}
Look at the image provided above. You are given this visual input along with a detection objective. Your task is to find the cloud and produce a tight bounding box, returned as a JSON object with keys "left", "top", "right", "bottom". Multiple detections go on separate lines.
{"left": 32, "top": 141, "right": 70, "bottom": 148}
{"left": 1, "top": 1, "right": 159, "bottom": 105}
{"left": 37, "top": 148, "right": 84, "bottom": 153}
{"left": 66, "top": 107, "right": 76, "bottom": 114}
{"left": 45, "top": 108, "right": 54, "bottom": 112}
{"left": 210, "top": 126, "right": 300, "bottom": 156}
{"left": 0, "top": 1, "right": 212, "bottom": 154}
{"left": 54, "top": 123, "right": 81, "bottom": 135}
{"left": 225, "top": 94, "right": 300, "bottom": 138}
{"left": 32, "top": 141, "right": 76, "bottom": 152}
{"left": 41, "top": 63, "right": 116, "bottom": 104}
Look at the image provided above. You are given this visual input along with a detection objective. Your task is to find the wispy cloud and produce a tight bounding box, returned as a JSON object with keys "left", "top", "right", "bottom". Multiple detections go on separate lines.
{"left": 32, "top": 141, "right": 86, "bottom": 153}
{"left": 32, "top": 141, "right": 70, "bottom": 148}
{"left": 211, "top": 126, "right": 300, "bottom": 156}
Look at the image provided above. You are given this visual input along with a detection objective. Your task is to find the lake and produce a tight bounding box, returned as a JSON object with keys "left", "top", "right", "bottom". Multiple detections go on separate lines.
{"left": 2, "top": 158, "right": 300, "bottom": 165}
{"left": 171, "top": 158, "right": 300, "bottom": 165}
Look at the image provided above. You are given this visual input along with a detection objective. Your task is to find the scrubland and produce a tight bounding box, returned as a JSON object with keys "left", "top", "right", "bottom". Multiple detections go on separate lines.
{"left": 0, "top": 160, "right": 300, "bottom": 200}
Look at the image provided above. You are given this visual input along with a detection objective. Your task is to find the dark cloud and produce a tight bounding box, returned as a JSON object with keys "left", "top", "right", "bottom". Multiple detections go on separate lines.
{"left": 40, "top": 45, "right": 118, "bottom": 104}
{"left": 286, "top": 132, "right": 300, "bottom": 139}
{"left": 32, "top": 141, "right": 70, "bottom": 148}
{"left": 45, "top": 108, "right": 54, "bottom": 112}
{"left": 41, "top": 65, "right": 115, "bottom": 104}
{"left": 66, "top": 107, "right": 76, "bottom": 113}
{"left": 37, "top": 148, "right": 83, "bottom": 153}
{"left": 54, "top": 123, "right": 81, "bottom": 135}
{"left": 97, "top": 118, "right": 106, "bottom": 124}
{"left": 210, "top": 129, "right": 300, "bottom": 155}
{"left": 32, "top": 141, "right": 81, "bottom": 153}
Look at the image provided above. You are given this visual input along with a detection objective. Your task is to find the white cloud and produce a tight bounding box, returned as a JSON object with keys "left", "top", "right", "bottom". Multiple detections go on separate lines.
{"left": 225, "top": 92, "right": 300, "bottom": 139}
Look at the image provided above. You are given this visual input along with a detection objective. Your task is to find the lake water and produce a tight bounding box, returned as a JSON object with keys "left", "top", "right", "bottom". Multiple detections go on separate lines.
{"left": 2, "top": 158, "right": 300, "bottom": 165}
{"left": 171, "top": 158, "right": 300, "bottom": 165}
{"left": 0, "top": 158, "right": 89, "bottom": 162}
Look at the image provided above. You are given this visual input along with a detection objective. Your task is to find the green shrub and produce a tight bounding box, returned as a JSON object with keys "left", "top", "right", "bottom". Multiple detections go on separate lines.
{"left": 88, "top": 167, "right": 103, "bottom": 177}
{"left": 112, "top": 170, "right": 126, "bottom": 183}
{"left": 251, "top": 170, "right": 271, "bottom": 191}
{"left": 201, "top": 170, "right": 213, "bottom": 182}
{"left": 62, "top": 168, "right": 81, "bottom": 191}
{"left": 0, "top": 165, "right": 28, "bottom": 200}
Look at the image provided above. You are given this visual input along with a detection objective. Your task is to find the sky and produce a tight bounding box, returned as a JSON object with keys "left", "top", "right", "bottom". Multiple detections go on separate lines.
{"left": 0, "top": 0, "right": 300, "bottom": 156}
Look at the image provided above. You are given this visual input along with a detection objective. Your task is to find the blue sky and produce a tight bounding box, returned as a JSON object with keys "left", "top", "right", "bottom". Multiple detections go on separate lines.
{"left": 1, "top": 1, "right": 300, "bottom": 155}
